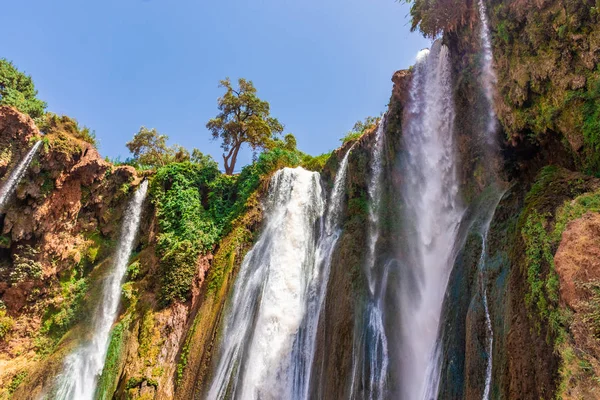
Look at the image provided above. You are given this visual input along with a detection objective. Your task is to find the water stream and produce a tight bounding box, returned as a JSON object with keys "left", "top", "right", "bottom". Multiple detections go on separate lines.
{"left": 0, "top": 140, "right": 42, "bottom": 212}
{"left": 54, "top": 180, "right": 148, "bottom": 400}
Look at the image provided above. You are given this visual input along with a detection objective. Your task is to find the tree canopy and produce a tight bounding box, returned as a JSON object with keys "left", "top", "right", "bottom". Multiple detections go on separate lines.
{"left": 0, "top": 59, "right": 47, "bottom": 119}
{"left": 126, "top": 127, "right": 210, "bottom": 168}
{"left": 206, "top": 78, "right": 284, "bottom": 175}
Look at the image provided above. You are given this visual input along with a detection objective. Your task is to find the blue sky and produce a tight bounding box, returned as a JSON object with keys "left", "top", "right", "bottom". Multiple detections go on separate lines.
{"left": 1, "top": 0, "right": 429, "bottom": 170}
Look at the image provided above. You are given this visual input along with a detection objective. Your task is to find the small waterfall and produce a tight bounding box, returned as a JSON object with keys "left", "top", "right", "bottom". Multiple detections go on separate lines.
{"left": 474, "top": 187, "right": 505, "bottom": 400}
{"left": 291, "top": 145, "right": 354, "bottom": 400}
{"left": 480, "top": 235, "right": 494, "bottom": 400}
{"left": 477, "top": 1, "right": 500, "bottom": 394}
{"left": 398, "top": 42, "right": 464, "bottom": 400}
{"left": 365, "top": 116, "right": 386, "bottom": 294}
{"left": 54, "top": 180, "right": 148, "bottom": 400}
{"left": 349, "top": 117, "right": 390, "bottom": 400}
{"left": 478, "top": 0, "right": 498, "bottom": 138}
{"left": 207, "top": 167, "right": 324, "bottom": 400}
{"left": 0, "top": 140, "right": 42, "bottom": 212}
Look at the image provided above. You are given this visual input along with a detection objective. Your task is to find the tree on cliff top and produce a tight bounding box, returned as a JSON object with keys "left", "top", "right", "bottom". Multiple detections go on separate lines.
{"left": 127, "top": 127, "right": 196, "bottom": 168}
{"left": 207, "top": 78, "right": 284, "bottom": 175}
{"left": 0, "top": 59, "right": 47, "bottom": 119}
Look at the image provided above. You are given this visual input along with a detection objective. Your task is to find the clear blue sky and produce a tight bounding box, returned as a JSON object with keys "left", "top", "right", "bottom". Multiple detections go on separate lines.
{"left": 1, "top": 0, "right": 428, "bottom": 170}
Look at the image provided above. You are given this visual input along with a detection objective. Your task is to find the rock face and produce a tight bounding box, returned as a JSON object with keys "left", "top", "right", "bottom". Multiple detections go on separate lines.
{"left": 1, "top": 1, "right": 600, "bottom": 397}
{"left": 0, "top": 107, "right": 38, "bottom": 181}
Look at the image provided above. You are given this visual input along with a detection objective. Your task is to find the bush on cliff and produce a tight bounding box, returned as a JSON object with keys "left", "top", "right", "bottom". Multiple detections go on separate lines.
{"left": 0, "top": 59, "right": 47, "bottom": 119}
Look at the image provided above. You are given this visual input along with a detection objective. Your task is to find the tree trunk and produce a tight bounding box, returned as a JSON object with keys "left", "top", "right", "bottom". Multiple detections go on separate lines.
{"left": 223, "top": 142, "right": 242, "bottom": 175}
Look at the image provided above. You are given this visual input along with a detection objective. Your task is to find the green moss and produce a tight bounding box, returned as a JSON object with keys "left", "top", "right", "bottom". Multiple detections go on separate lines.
{"left": 0, "top": 235, "right": 11, "bottom": 249}
{"left": 37, "top": 269, "right": 88, "bottom": 351}
{"left": 95, "top": 315, "right": 131, "bottom": 400}
{"left": 301, "top": 152, "right": 332, "bottom": 172}
{"left": 138, "top": 310, "right": 161, "bottom": 364}
{"left": 0, "top": 309, "right": 14, "bottom": 341}
{"left": 7, "top": 371, "right": 27, "bottom": 395}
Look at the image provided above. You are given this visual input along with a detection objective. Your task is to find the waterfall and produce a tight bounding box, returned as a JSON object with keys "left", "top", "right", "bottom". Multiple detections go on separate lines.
{"left": 0, "top": 140, "right": 42, "bottom": 212}
{"left": 349, "top": 117, "right": 390, "bottom": 400}
{"left": 54, "top": 180, "right": 148, "bottom": 400}
{"left": 398, "top": 41, "right": 464, "bottom": 400}
{"left": 291, "top": 145, "right": 354, "bottom": 400}
{"left": 480, "top": 234, "right": 494, "bottom": 400}
{"left": 478, "top": 0, "right": 498, "bottom": 138}
{"left": 207, "top": 167, "right": 325, "bottom": 400}
{"left": 473, "top": 187, "right": 505, "bottom": 400}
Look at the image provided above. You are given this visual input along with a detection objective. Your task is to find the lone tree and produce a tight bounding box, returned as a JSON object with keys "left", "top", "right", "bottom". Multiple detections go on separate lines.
{"left": 207, "top": 78, "right": 283, "bottom": 174}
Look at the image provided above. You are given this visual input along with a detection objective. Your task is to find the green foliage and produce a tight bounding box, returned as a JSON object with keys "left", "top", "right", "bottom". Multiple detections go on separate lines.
{"left": 0, "top": 59, "right": 46, "bottom": 119}
{"left": 341, "top": 116, "right": 378, "bottom": 144}
{"left": 521, "top": 169, "right": 600, "bottom": 344}
{"left": 207, "top": 77, "right": 284, "bottom": 174}
{"left": 39, "top": 113, "right": 97, "bottom": 147}
{"left": 0, "top": 309, "right": 14, "bottom": 341}
{"left": 152, "top": 162, "right": 220, "bottom": 304}
{"left": 405, "top": 0, "right": 473, "bottom": 37}
{"left": 301, "top": 152, "right": 332, "bottom": 172}
{"left": 127, "top": 260, "right": 141, "bottom": 281}
{"left": 7, "top": 371, "right": 27, "bottom": 395}
{"left": 95, "top": 316, "right": 131, "bottom": 400}
{"left": 9, "top": 245, "right": 43, "bottom": 284}
{"left": 38, "top": 270, "right": 88, "bottom": 348}
{"left": 126, "top": 127, "right": 194, "bottom": 169}
{"left": 0, "top": 235, "right": 11, "bottom": 249}
{"left": 126, "top": 376, "right": 158, "bottom": 390}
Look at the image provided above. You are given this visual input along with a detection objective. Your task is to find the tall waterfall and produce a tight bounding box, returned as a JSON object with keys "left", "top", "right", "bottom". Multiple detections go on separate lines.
{"left": 0, "top": 140, "right": 42, "bottom": 212}
{"left": 477, "top": 1, "right": 500, "bottom": 395}
{"left": 54, "top": 180, "right": 148, "bottom": 400}
{"left": 207, "top": 167, "right": 324, "bottom": 400}
{"left": 291, "top": 145, "right": 354, "bottom": 400}
{"left": 478, "top": 0, "right": 497, "bottom": 138}
{"left": 397, "top": 42, "right": 464, "bottom": 400}
{"left": 350, "top": 117, "right": 389, "bottom": 400}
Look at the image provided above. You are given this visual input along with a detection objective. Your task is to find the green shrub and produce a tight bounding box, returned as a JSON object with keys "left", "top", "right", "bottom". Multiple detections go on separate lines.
{"left": 7, "top": 371, "right": 27, "bottom": 395}
{"left": 10, "top": 245, "right": 43, "bottom": 283}
{"left": 38, "top": 271, "right": 88, "bottom": 347}
{"left": 0, "top": 309, "right": 14, "bottom": 341}
{"left": 0, "top": 59, "right": 46, "bottom": 119}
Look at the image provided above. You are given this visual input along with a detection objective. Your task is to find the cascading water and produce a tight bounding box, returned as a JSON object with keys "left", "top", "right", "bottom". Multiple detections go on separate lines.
{"left": 478, "top": 0, "right": 497, "bottom": 139}
{"left": 477, "top": 1, "right": 500, "bottom": 395}
{"left": 0, "top": 140, "right": 42, "bottom": 212}
{"left": 54, "top": 180, "right": 148, "bottom": 400}
{"left": 291, "top": 145, "right": 354, "bottom": 400}
{"left": 480, "top": 233, "right": 494, "bottom": 400}
{"left": 207, "top": 167, "right": 324, "bottom": 400}
{"left": 397, "top": 42, "right": 464, "bottom": 400}
{"left": 350, "top": 117, "right": 389, "bottom": 400}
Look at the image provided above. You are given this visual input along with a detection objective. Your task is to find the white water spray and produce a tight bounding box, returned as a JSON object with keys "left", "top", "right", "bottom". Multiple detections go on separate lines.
{"left": 480, "top": 236, "right": 494, "bottom": 400}
{"left": 478, "top": 0, "right": 498, "bottom": 138}
{"left": 349, "top": 116, "right": 390, "bottom": 400}
{"left": 0, "top": 140, "right": 42, "bottom": 212}
{"left": 207, "top": 167, "right": 324, "bottom": 400}
{"left": 292, "top": 145, "right": 354, "bottom": 400}
{"left": 54, "top": 180, "right": 148, "bottom": 400}
{"left": 398, "top": 41, "right": 464, "bottom": 400}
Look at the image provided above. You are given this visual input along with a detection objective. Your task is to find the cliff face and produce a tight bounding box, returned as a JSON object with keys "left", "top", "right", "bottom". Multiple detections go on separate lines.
{"left": 0, "top": 106, "right": 142, "bottom": 398}
{"left": 2, "top": 1, "right": 600, "bottom": 398}
{"left": 418, "top": 1, "right": 600, "bottom": 398}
